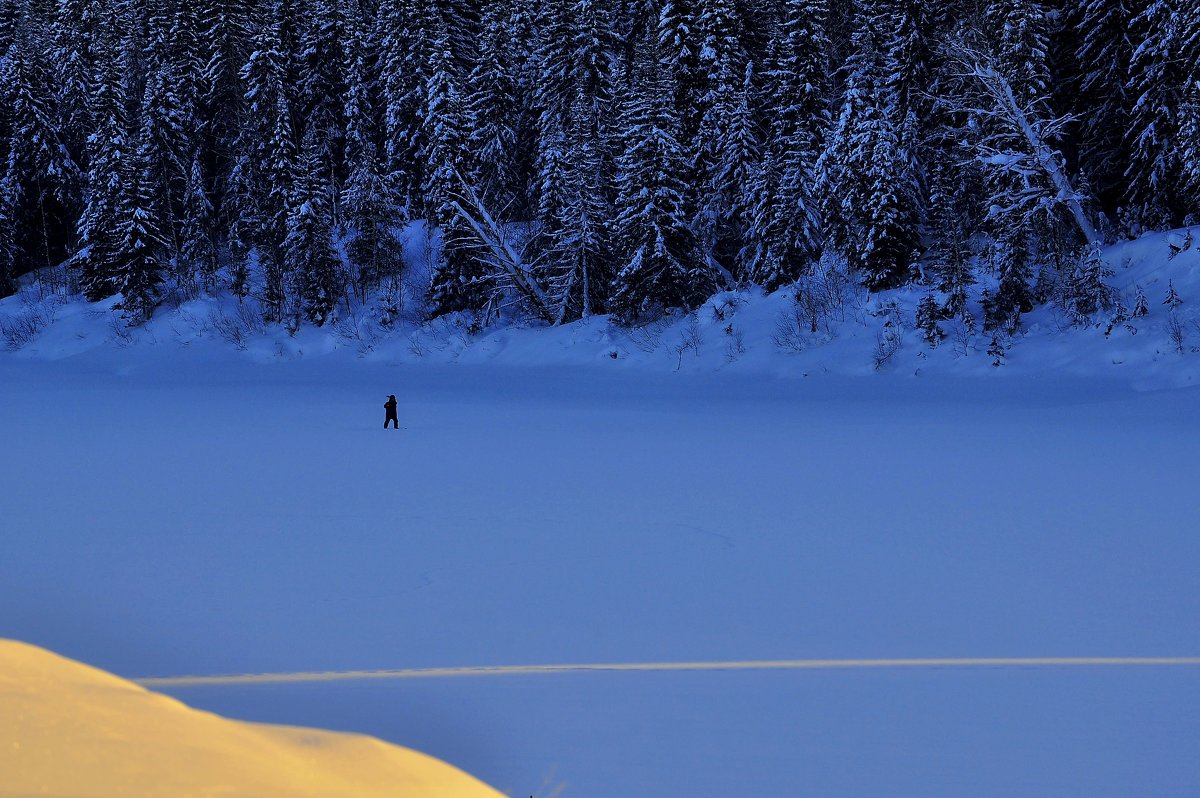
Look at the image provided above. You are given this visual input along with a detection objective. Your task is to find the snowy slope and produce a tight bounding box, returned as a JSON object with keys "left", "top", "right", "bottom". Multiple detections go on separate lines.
{"left": 3, "top": 228, "right": 1199, "bottom": 388}
{"left": 0, "top": 639, "right": 503, "bottom": 798}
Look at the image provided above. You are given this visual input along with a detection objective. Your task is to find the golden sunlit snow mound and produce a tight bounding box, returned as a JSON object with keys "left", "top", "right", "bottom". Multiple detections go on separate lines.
{"left": 0, "top": 639, "right": 504, "bottom": 798}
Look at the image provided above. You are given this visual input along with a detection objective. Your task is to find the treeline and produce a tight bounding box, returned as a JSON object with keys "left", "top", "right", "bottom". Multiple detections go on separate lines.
{"left": 0, "top": 0, "right": 1198, "bottom": 331}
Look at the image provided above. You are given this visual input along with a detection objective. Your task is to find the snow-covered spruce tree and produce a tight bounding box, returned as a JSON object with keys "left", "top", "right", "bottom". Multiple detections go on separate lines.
{"left": 75, "top": 23, "right": 131, "bottom": 302}
{"left": 1132, "top": 285, "right": 1149, "bottom": 318}
{"left": 180, "top": 153, "right": 219, "bottom": 289}
{"left": 194, "top": 0, "right": 253, "bottom": 204}
{"left": 112, "top": 124, "right": 169, "bottom": 324}
{"left": 1164, "top": 280, "right": 1183, "bottom": 310}
{"left": 341, "top": 15, "right": 404, "bottom": 305}
{"left": 377, "top": 0, "right": 427, "bottom": 214}
{"left": 745, "top": 0, "right": 828, "bottom": 291}
{"left": 286, "top": 128, "right": 341, "bottom": 326}
{"left": 462, "top": 2, "right": 519, "bottom": 215}
{"left": 1062, "top": 0, "right": 1134, "bottom": 219}
{"left": 296, "top": 0, "right": 348, "bottom": 207}
{"left": 987, "top": 0, "right": 1051, "bottom": 109}
{"left": 878, "top": 0, "right": 930, "bottom": 125}
{"left": 533, "top": 95, "right": 613, "bottom": 323}
{"left": 693, "top": 2, "right": 756, "bottom": 281}
{"left": 140, "top": 59, "right": 192, "bottom": 291}
{"left": 51, "top": 0, "right": 102, "bottom": 166}
{"left": 657, "top": 0, "right": 703, "bottom": 141}
{"left": 424, "top": 10, "right": 491, "bottom": 318}
{"left": 916, "top": 293, "right": 946, "bottom": 346}
{"left": 654, "top": 0, "right": 712, "bottom": 233}
{"left": 1124, "top": 1, "right": 1195, "bottom": 230}
{"left": 532, "top": 0, "right": 575, "bottom": 151}
{"left": 1, "top": 21, "right": 80, "bottom": 288}
{"left": 342, "top": 151, "right": 404, "bottom": 305}
{"left": 610, "top": 29, "right": 712, "bottom": 324}
{"left": 818, "top": 14, "right": 919, "bottom": 292}
{"left": 0, "top": 0, "right": 17, "bottom": 53}
{"left": 1176, "top": 15, "right": 1200, "bottom": 219}
{"left": 239, "top": 2, "right": 298, "bottom": 321}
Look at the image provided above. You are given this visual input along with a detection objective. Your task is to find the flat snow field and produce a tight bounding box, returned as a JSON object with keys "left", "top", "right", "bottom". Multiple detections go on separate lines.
{"left": 3, "top": 352, "right": 1199, "bottom": 797}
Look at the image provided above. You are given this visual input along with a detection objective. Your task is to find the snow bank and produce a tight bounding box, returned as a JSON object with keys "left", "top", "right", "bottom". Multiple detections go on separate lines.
{"left": 0, "top": 638, "right": 503, "bottom": 798}
{"left": 3, "top": 228, "right": 1199, "bottom": 389}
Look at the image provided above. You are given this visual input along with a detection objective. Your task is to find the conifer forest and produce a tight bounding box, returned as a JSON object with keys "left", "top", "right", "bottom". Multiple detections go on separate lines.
{"left": 1, "top": 0, "right": 1198, "bottom": 333}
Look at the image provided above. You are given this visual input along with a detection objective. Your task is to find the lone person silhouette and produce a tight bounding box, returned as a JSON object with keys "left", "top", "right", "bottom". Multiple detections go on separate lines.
{"left": 383, "top": 394, "right": 399, "bottom": 429}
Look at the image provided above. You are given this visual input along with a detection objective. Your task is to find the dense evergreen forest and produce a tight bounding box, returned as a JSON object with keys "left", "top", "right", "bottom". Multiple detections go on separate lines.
{"left": 0, "top": 0, "right": 1197, "bottom": 333}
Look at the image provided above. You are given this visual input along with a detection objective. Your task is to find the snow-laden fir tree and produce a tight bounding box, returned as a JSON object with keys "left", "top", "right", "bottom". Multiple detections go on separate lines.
{"left": 610, "top": 29, "right": 712, "bottom": 323}
{"left": 424, "top": 9, "right": 491, "bottom": 317}
{"left": 691, "top": 0, "right": 753, "bottom": 280}
{"left": 75, "top": 22, "right": 131, "bottom": 302}
{"left": 239, "top": 1, "right": 298, "bottom": 320}
{"left": 745, "top": 0, "right": 828, "bottom": 290}
{"left": 112, "top": 122, "right": 169, "bottom": 323}
{"left": 1173, "top": 14, "right": 1200, "bottom": 220}
{"left": 378, "top": 0, "right": 431, "bottom": 215}
{"left": 341, "top": 14, "right": 404, "bottom": 304}
{"left": 50, "top": 0, "right": 101, "bottom": 164}
{"left": 463, "top": 2, "right": 520, "bottom": 215}
{"left": 1, "top": 21, "right": 79, "bottom": 288}
{"left": 180, "top": 153, "right": 218, "bottom": 289}
{"left": 1124, "top": 1, "right": 1192, "bottom": 230}
{"left": 139, "top": 59, "right": 191, "bottom": 288}
{"left": 286, "top": 128, "right": 341, "bottom": 326}
{"left": 1065, "top": 0, "right": 1134, "bottom": 218}
{"left": 533, "top": 94, "right": 613, "bottom": 322}
{"left": 296, "top": 0, "right": 348, "bottom": 205}
{"left": 819, "top": 12, "right": 919, "bottom": 291}
{"left": 696, "top": 61, "right": 758, "bottom": 281}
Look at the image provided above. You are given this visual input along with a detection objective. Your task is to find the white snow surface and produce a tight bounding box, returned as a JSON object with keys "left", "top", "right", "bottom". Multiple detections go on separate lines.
{"left": 2, "top": 229, "right": 1199, "bottom": 797}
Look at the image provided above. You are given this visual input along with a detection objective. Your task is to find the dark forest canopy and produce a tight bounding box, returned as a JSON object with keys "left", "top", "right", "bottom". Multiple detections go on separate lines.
{"left": 0, "top": 0, "right": 1197, "bottom": 332}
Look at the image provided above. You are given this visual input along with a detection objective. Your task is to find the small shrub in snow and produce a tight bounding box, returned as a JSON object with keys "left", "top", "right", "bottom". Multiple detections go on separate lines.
{"left": 950, "top": 312, "right": 978, "bottom": 358}
{"left": 1166, "top": 229, "right": 1193, "bottom": 258}
{"left": 773, "top": 266, "right": 859, "bottom": 353}
{"left": 0, "top": 304, "right": 52, "bottom": 350}
{"left": 108, "top": 317, "right": 135, "bottom": 347}
{"left": 723, "top": 324, "right": 746, "bottom": 363}
{"left": 772, "top": 307, "right": 808, "bottom": 352}
{"left": 673, "top": 314, "right": 703, "bottom": 369}
{"left": 629, "top": 317, "right": 669, "bottom": 354}
{"left": 1166, "top": 310, "right": 1187, "bottom": 354}
{"left": 872, "top": 302, "right": 904, "bottom": 370}
{"left": 332, "top": 315, "right": 380, "bottom": 356}
{"left": 375, "top": 283, "right": 404, "bottom": 328}
{"left": 709, "top": 296, "right": 743, "bottom": 322}
{"left": 407, "top": 331, "right": 426, "bottom": 357}
{"left": 207, "top": 304, "right": 265, "bottom": 351}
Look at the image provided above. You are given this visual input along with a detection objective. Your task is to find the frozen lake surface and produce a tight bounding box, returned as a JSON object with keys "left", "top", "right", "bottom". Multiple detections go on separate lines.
{"left": 3, "top": 352, "right": 1198, "bottom": 797}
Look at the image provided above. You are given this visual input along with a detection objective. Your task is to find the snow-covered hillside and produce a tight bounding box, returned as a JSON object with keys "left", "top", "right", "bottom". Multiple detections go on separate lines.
{"left": 3, "top": 228, "right": 1199, "bottom": 389}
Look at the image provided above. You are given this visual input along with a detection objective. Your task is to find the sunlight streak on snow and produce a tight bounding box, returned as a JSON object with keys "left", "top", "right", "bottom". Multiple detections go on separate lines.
{"left": 137, "top": 657, "right": 1200, "bottom": 687}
